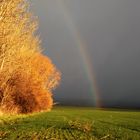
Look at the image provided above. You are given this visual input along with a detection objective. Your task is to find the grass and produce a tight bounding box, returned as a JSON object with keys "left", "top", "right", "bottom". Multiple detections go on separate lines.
{"left": 0, "top": 106, "right": 140, "bottom": 140}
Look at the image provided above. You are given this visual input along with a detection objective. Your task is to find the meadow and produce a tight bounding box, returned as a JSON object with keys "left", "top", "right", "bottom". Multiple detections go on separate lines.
{"left": 0, "top": 106, "right": 140, "bottom": 140}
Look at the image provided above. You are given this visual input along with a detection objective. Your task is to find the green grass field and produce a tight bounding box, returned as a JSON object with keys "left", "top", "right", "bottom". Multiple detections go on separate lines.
{"left": 0, "top": 106, "right": 140, "bottom": 140}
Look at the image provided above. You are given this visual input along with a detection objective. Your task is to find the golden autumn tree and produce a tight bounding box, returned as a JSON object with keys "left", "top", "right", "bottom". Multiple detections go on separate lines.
{"left": 0, "top": 0, "right": 60, "bottom": 114}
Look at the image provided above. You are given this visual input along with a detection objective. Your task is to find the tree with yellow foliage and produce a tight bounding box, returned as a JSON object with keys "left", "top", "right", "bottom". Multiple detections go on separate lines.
{"left": 0, "top": 0, "right": 60, "bottom": 114}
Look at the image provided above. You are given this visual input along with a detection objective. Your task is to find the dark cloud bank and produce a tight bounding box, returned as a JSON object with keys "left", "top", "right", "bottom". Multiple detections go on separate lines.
{"left": 31, "top": 0, "right": 140, "bottom": 108}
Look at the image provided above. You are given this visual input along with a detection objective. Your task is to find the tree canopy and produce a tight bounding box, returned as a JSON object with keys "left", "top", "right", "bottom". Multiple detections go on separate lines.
{"left": 0, "top": 0, "right": 60, "bottom": 114}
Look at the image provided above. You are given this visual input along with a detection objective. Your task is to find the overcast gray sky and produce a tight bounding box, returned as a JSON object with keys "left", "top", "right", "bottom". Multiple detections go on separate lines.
{"left": 31, "top": 0, "right": 140, "bottom": 108}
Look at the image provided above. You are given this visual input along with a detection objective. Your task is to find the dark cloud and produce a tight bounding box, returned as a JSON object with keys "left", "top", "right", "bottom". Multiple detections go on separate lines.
{"left": 31, "top": 0, "right": 140, "bottom": 108}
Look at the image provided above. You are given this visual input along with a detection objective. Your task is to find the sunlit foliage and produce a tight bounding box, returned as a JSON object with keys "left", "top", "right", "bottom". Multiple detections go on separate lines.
{"left": 0, "top": 0, "right": 60, "bottom": 114}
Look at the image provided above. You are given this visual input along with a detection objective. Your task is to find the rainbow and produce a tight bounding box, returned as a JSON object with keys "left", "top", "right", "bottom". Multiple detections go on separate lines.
{"left": 57, "top": 0, "right": 101, "bottom": 107}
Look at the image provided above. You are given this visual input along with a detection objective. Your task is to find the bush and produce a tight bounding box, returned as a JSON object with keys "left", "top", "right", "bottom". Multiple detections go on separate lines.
{"left": 0, "top": 54, "right": 60, "bottom": 114}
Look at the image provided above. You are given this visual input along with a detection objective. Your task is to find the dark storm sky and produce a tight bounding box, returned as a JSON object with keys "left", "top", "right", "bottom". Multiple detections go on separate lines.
{"left": 31, "top": 0, "right": 140, "bottom": 108}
